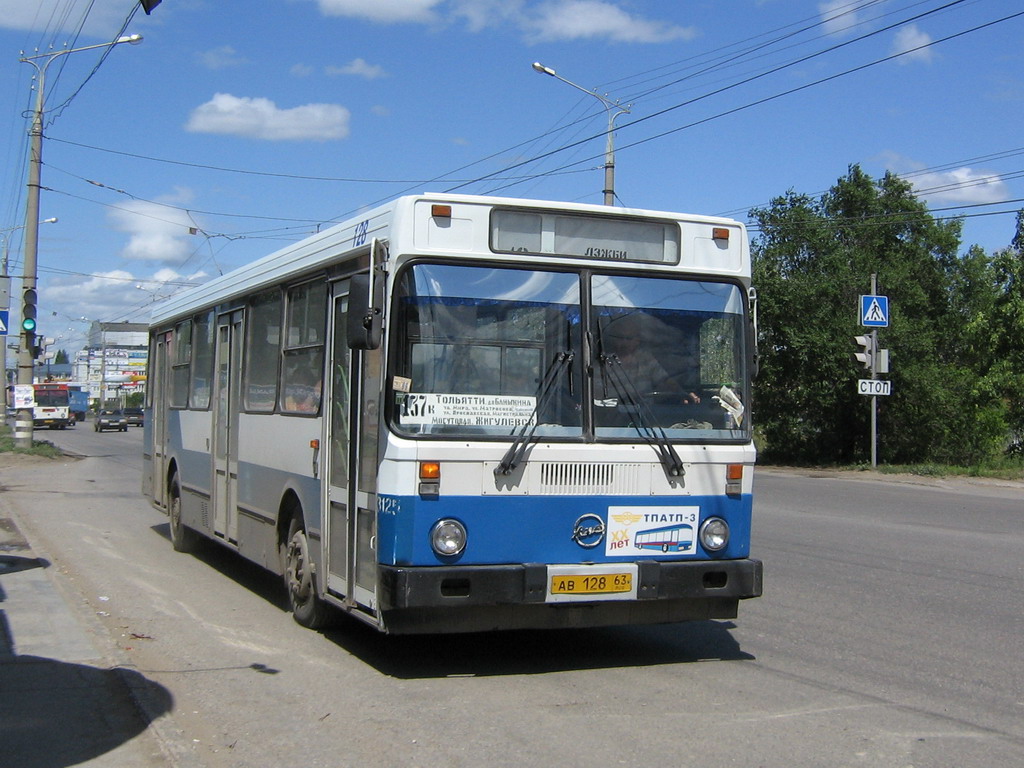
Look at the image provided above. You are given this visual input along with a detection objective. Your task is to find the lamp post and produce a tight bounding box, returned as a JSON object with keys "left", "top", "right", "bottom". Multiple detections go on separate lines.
{"left": 1, "top": 218, "right": 57, "bottom": 403}
{"left": 15, "top": 33, "right": 142, "bottom": 447}
{"left": 532, "top": 62, "right": 631, "bottom": 206}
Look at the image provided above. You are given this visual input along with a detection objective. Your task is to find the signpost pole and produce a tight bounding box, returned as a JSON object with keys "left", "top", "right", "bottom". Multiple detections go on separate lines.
{"left": 869, "top": 274, "right": 878, "bottom": 468}
{"left": 856, "top": 281, "right": 890, "bottom": 464}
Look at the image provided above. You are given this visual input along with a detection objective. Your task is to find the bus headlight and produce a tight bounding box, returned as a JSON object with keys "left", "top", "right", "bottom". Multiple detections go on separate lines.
{"left": 699, "top": 517, "right": 730, "bottom": 552}
{"left": 430, "top": 519, "right": 467, "bottom": 557}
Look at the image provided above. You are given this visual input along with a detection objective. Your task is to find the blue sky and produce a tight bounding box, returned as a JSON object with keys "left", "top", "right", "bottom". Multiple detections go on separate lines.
{"left": 1, "top": 0, "right": 1022, "bottom": 353}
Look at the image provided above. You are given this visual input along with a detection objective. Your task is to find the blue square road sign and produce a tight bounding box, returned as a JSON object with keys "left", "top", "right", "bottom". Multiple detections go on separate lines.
{"left": 861, "top": 295, "right": 889, "bottom": 327}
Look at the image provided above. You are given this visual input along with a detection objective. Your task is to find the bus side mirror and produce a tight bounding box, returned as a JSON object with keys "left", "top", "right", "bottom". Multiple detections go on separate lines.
{"left": 747, "top": 286, "right": 759, "bottom": 379}
{"left": 348, "top": 273, "right": 383, "bottom": 350}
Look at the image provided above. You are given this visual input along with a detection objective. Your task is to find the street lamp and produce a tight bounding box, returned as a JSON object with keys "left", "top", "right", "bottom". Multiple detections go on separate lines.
{"left": 1, "top": 218, "right": 57, "bottom": 278}
{"left": 532, "top": 62, "right": 631, "bottom": 206}
{"left": 1, "top": 217, "right": 57, "bottom": 396}
{"left": 14, "top": 34, "right": 142, "bottom": 448}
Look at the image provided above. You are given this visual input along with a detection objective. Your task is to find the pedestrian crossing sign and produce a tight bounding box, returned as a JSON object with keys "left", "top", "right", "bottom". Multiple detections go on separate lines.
{"left": 0, "top": 310, "right": 8, "bottom": 336}
{"left": 860, "top": 295, "right": 889, "bottom": 327}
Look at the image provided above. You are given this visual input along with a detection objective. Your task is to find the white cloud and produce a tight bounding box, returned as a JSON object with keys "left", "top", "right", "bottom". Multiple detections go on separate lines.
{"left": 309, "top": 0, "right": 693, "bottom": 43}
{"left": 326, "top": 58, "right": 387, "bottom": 79}
{"left": 883, "top": 153, "right": 1008, "bottom": 205}
{"left": 45, "top": 269, "right": 140, "bottom": 323}
{"left": 451, "top": 0, "right": 526, "bottom": 32}
{"left": 0, "top": 0, "right": 125, "bottom": 36}
{"left": 107, "top": 189, "right": 199, "bottom": 265}
{"left": 185, "top": 93, "right": 351, "bottom": 141}
{"left": 911, "top": 167, "right": 1006, "bottom": 204}
{"left": 197, "top": 45, "right": 247, "bottom": 70}
{"left": 315, "top": 0, "right": 444, "bottom": 23}
{"left": 818, "top": 0, "right": 861, "bottom": 36}
{"left": 45, "top": 267, "right": 208, "bottom": 326}
{"left": 891, "top": 25, "right": 934, "bottom": 65}
{"left": 525, "top": 1, "right": 696, "bottom": 43}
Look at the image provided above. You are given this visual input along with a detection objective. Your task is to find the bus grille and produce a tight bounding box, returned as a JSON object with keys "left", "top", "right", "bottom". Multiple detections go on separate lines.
{"left": 538, "top": 463, "right": 643, "bottom": 495}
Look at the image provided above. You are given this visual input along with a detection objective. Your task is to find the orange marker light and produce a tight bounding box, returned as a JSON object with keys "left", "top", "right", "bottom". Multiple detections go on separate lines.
{"left": 420, "top": 461, "right": 441, "bottom": 480}
{"left": 431, "top": 204, "right": 452, "bottom": 218}
{"left": 712, "top": 227, "right": 730, "bottom": 242}
{"left": 725, "top": 463, "right": 743, "bottom": 496}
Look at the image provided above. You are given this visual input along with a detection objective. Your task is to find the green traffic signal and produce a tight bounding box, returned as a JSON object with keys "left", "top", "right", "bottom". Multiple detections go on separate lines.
{"left": 22, "top": 287, "right": 37, "bottom": 333}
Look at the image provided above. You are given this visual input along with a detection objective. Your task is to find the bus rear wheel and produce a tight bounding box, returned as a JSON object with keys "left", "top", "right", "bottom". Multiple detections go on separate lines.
{"left": 284, "top": 516, "right": 331, "bottom": 629}
{"left": 168, "top": 475, "right": 199, "bottom": 553}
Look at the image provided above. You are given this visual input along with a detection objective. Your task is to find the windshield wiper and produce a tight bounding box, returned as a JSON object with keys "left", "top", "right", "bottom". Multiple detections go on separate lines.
{"left": 598, "top": 353, "right": 686, "bottom": 483}
{"left": 495, "top": 351, "right": 573, "bottom": 476}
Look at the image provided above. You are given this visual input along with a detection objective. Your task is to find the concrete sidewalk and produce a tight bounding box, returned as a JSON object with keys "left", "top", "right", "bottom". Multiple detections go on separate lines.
{"left": 1, "top": 506, "right": 195, "bottom": 767}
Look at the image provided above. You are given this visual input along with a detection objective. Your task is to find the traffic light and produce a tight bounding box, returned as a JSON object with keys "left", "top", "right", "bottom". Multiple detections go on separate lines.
{"left": 33, "top": 336, "right": 55, "bottom": 361}
{"left": 853, "top": 334, "right": 874, "bottom": 370}
{"left": 21, "top": 288, "right": 37, "bottom": 333}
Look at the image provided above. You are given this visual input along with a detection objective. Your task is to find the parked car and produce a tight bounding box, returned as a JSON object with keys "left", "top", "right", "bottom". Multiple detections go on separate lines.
{"left": 124, "top": 407, "right": 144, "bottom": 427}
{"left": 95, "top": 409, "right": 128, "bottom": 432}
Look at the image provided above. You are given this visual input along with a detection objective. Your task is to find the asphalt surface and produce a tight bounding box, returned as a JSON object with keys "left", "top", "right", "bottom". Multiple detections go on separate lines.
{"left": 0, "top": 454, "right": 194, "bottom": 768}
{"left": 2, "top": 441, "right": 1021, "bottom": 767}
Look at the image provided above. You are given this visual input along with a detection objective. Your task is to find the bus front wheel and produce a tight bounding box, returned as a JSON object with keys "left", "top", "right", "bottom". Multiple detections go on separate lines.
{"left": 284, "top": 516, "right": 331, "bottom": 629}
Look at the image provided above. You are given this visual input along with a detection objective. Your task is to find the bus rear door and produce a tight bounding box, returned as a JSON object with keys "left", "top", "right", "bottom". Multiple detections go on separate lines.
{"left": 146, "top": 332, "right": 171, "bottom": 507}
{"left": 212, "top": 310, "right": 242, "bottom": 544}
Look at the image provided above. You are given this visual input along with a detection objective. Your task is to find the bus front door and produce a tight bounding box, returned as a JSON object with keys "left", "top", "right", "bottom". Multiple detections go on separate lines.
{"left": 212, "top": 312, "right": 242, "bottom": 544}
{"left": 324, "top": 280, "right": 379, "bottom": 613}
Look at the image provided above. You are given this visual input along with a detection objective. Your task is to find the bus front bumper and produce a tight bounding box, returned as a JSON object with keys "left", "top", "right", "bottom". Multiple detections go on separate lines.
{"left": 377, "top": 558, "right": 762, "bottom": 634}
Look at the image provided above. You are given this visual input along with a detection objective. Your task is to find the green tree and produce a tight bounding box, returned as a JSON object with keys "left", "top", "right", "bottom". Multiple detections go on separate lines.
{"left": 751, "top": 165, "right": 1008, "bottom": 465}
{"left": 984, "top": 212, "right": 1024, "bottom": 452}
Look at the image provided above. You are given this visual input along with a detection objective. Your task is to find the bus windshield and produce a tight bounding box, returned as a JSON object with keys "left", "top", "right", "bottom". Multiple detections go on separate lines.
{"left": 392, "top": 262, "right": 748, "bottom": 441}
{"left": 35, "top": 389, "right": 69, "bottom": 407}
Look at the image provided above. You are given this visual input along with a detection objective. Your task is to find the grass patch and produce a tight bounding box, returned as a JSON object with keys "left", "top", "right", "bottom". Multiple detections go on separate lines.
{"left": 0, "top": 424, "right": 64, "bottom": 459}
{"left": 760, "top": 455, "right": 1024, "bottom": 481}
{"left": 868, "top": 461, "right": 1024, "bottom": 481}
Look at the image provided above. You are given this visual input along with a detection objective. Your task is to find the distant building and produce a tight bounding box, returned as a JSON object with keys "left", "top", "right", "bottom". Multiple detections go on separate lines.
{"left": 73, "top": 321, "right": 148, "bottom": 405}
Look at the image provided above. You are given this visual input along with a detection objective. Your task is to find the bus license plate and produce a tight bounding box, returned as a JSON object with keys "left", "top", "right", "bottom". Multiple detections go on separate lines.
{"left": 546, "top": 565, "right": 638, "bottom": 603}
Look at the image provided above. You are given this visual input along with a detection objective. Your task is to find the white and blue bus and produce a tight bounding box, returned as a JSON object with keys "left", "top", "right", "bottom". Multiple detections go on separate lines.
{"left": 143, "top": 194, "right": 762, "bottom": 634}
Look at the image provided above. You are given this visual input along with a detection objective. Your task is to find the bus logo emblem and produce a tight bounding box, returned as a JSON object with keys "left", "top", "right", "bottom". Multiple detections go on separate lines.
{"left": 572, "top": 514, "right": 606, "bottom": 548}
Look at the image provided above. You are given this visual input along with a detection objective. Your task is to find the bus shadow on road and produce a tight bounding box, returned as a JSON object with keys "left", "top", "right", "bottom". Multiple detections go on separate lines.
{"left": 337, "top": 620, "right": 752, "bottom": 679}
{"left": 152, "top": 523, "right": 754, "bottom": 679}
{"left": 152, "top": 522, "right": 291, "bottom": 613}
{"left": 323, "top": 613, "right": 755, "bottom": 679}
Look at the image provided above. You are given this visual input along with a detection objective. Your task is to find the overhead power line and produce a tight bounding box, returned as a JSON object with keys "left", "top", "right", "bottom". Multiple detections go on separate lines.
{"left": 470, "top": 7, "right": 1024, "bottom": 198}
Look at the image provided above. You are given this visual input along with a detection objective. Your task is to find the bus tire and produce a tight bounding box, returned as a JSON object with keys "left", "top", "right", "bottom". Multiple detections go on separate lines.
{"left": 284, "top": 516, "right": 331, "bottom": 629}
{"left": 168, "top": 475, "right": 200, "bottom": 553}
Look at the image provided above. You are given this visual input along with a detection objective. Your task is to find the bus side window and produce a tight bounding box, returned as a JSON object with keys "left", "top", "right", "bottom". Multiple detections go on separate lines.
{"left": 171, "top": 319, "right": 192, "bottom": 408}
{"left": 244, "top": 289, "right": 282, "bottom": 411}
{"left": 280, "top": 280, "right": 326, "bottom": 415}
{"left": 190, "top": 310, "right": 215, "bottom": 409}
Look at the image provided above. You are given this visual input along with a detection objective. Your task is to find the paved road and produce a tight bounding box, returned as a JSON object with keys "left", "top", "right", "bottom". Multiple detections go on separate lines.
{"left": 1, "top": 425, "right": 1022, "bottom": 767}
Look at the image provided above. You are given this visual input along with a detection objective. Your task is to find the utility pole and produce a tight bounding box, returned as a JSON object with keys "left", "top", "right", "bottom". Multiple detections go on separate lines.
{"left": 15, "top": 34, "right": 143, "bottom": 447}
